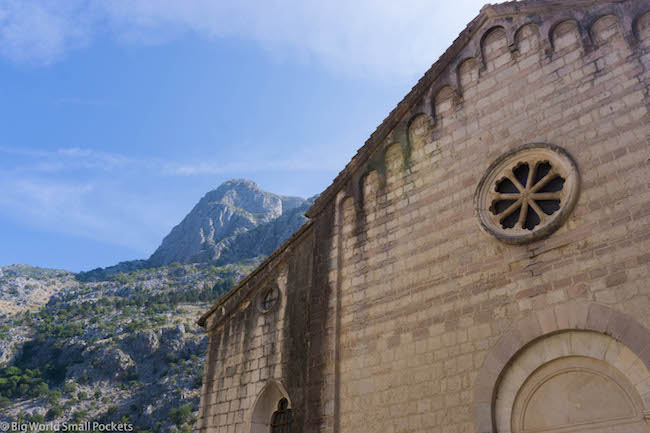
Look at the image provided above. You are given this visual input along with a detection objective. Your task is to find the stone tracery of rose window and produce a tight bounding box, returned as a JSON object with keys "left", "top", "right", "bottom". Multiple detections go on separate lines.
{"left": 475, "top": 144, "right": 580, "bottom": 244}
{"left": 490, "top": 160, "right": 566, "bottom": 230}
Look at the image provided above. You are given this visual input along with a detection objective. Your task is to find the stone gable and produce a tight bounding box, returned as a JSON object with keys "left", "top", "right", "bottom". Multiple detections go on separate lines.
{"left": 197, "top": 1, "right": 650, "bottom": 432}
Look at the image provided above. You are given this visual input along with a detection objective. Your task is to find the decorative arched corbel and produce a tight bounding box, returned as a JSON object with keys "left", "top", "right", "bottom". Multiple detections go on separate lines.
{"left": 353, "top": 150, "right": 387, "bottom": 212}
{"left": 546, "top": 14, "right": 590, "bottom": 57}
{"left": 392, "top": 123, "right": 411, "bottom": 169}
{"left": 477, "top": 25, "right": 508, "bottom": 71}
{"left": 474, "top": 41, "right": 488, "bottom": 73}
{"left": 346, "top": 173, "right": 363, "bottom": 214}
{"left": 537, "top": 19, "right": 555, "bottom": 59}
{"left": 631, "top": 8, "right": 650, "bottom": 47}
{"left": 430, "top": 79, "right": 460, "bottom": 127}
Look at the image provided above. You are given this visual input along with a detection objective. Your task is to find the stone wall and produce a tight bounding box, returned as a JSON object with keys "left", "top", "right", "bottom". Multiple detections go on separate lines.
{"left": 197, "top": 219, "right": 336, "bottom": 433}
{"left": 197, "top": 1, "right": 650, "bottom": 432}
{"left": 331, "top": 3, "right": 650, "bottom": 432}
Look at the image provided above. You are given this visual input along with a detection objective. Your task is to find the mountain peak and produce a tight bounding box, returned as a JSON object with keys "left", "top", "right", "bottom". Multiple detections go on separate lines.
{"left": 146, "top": 179, "right": 308, "bottom": 267}
{"left": 218, "top": 178, "right": 259, "bottom": 188}
{"left": 200, "top": 179, "right": 280, "bottom": 218}
{"left": 208, "top": 178, "right": 261, "bottom": 197}
{"left": 77, "top": 180, "right": 314, "bottom": 280}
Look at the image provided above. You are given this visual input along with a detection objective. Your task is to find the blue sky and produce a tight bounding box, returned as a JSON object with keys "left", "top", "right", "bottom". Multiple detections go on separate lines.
{"left": 0, "top": 0, "right": 494, "bottom": 271}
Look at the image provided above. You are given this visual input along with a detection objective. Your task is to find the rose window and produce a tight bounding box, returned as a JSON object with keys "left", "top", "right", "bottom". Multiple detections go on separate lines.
{"left": 475, "top": 144, "right": 580, "bottom": 244}
{"left": 258, "top": 286, "right": 280, "bottom": 313}
{"left": 262, "top": 289, "right": 278, "bottom": 311}
{"left": 491, "top": 161, "right": 565, "bottom": 230}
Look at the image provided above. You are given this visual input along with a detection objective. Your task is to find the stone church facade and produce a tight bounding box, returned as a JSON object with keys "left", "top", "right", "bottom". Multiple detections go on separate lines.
{"left": 197, "top": 0, "right": 650, "bottom": 432}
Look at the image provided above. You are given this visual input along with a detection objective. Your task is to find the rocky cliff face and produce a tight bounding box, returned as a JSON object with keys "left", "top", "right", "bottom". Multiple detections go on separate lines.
{"left": 215, "top": 197, "right": 315, "bottom": 265}
{"left": 0, "top": 262, "right": 255, "bottom": 432}
{"left": 78, "top": 179, "right": 312, "bottom": 281}
{"left": 148, "top": 179, "right": 306, "bottom": 266}
{"left": 0, "top": 265, "right": 74, "bottom": 315}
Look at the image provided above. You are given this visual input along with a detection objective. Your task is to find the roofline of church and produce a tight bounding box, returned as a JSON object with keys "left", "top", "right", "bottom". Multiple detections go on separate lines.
{"left": 197, "top": 219, "right": 314, "bottom": 327}
{"left": 304, "top": 0, "right": 628, "bottom": 219}
{"left": 197, "top": 0, "right": 632, "bottom": 328}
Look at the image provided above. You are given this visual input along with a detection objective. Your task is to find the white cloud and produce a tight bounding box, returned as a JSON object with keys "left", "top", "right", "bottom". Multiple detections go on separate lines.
{"left": 0, "top": 144, "right": 348, "bottom": 254}
{"left": 0, "top": 145, "right": 347, "bottom": 176}
{"left": 0, "top": 0, "right": 95, "bottom": 64}
{"left": 0, "top": 0, "right": 496, "bottom": 79}
{"left": 0, "top": 146, "right": 136, "bottom": 173}
{"left": 161, "top": 152, "right": 346, "bottom": 176}
{"left": 0, "top": 170, "right": 191, "bottom": 259}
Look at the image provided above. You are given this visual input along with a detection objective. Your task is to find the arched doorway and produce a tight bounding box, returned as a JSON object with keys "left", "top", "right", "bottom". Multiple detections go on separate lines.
{"left": 511, "top": 355, "right": 646, "bottom": 433}
{"left": 474, "top": 303, "right": 650, "bottom": 433}
{"left": 250, "top": 381, "right": 293, "bottom": 433}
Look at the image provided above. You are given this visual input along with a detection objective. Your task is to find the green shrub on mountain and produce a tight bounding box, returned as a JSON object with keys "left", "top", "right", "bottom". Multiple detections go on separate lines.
{"left": 47, "top": 390, "right": 61, "bottom": 405}
{"left": 0, "top": 324, "right": 10, "bottom": 339}
{"left": 71, "top": 409, "right": 88, "bottom": 423}
{"left": 0, "top": 366, "right": 49, "bottom": 399}
{"left": 27, "top": 413, "right": 45, "bottom": 423}
{"left": 168, "top": 404, "right": 193, "bottom": 426}
{"left": 35, "top": 382, "right": 49, "bottom": 395}
{"left": 46, "top": 405, "right": 63, "bottom": 420}
{"left": 63, "top": 382, "right": 77, "bottom": 395}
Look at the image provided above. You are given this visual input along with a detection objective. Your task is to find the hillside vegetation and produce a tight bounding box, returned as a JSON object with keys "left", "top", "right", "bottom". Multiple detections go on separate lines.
{"left": 0, "top": 179, "right": 313, "bottom": 433}
{"left": 0, "top": 261, "right": 257, "bottom": 433}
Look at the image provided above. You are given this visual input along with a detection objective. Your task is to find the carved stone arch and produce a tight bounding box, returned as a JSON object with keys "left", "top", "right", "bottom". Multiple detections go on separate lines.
{"left": 479, "top": 25, "right": 506, "bottom": 56}
{"left": 358, "top": 168, "right": 381, "bottom": 212}
{"left": 484, "top": 17, "right": 519, "bottom": 48}
{"left": 431, "top": 85, "right": 458, "bottom": 128}
{"left": 430, "top": 80, "right": 456, "bottom": 115}
{"left": 455, "top": 57, "right": 480, "bottom": 97}
{"left": 251, "top": 380, "right": 292, "bottom": 433}
{"left": 474, "top": 301, "right": 650, "bottom": 433}
{"left": 382, "top": 140, "right": 405, "bottom": 180}
{"left": 587, "top": 13, "right": 624, "bottom": 46}
{"left": 406, "top": 112, "right": 432, "bottom": 155}
{"left": 480, "top": 25, "right": 510, "bottom": 68}
{"left": 406, "top": 111, "right": 429, "bottom": 132}
{"left": 548, "top": 17, "right": 586, "bottom": 53}
{"left": 497, "top": 333, "right": 650, "bottom": 433}
{"left": 338, "top": 190, "right": 358, "bottom": 231}
{"left": 633, "top": 9, "right": 650, "bottom": 43}
{"left": 422, "top": 85, "right": 436, "bottom": 120}
{"left": 357, "top": 170, "right": 370, "bottom": 209}
{"left": 513, "top": 22, "right": 542, "bottom": 55}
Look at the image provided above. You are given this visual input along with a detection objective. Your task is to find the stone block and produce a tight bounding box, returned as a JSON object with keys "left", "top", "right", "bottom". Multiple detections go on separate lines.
{"left": 586, "top": 303, "right": 613, "bottom": 333}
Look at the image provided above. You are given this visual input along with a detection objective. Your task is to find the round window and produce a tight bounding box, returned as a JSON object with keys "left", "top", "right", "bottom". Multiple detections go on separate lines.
{"left": 474, "top": 143, "right": 580, "bottom": 244}
{"left": 258, "top": 287, "right": 279, "bottom": 313}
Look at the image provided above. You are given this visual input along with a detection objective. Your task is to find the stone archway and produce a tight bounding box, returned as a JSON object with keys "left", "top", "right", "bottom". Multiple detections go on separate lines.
{"left": 512, "top": 355, "right": 645, "bottom": 433}
{"left": 474, "top": 302, "right": 650, "bottom": 433}
{"left": 497, "top": 332, "right": 649, "bottom": 433}
{"left": 250, "top": 381, "right": 292, "bottom": 433}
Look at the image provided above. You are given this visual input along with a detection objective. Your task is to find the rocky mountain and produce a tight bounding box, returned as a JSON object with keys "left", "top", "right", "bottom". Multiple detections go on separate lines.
{"left": 78, "top": 179, "right": 313, "bottom": 281}
{"left": 0, "top": 261, "right": 254, "bottom": 433}
{"left": 148, "top": 179, "right": 308, "bottom": 266}
{"left": 0, "top": 179, "right": 315, "bottom": 433}
{"left": 215, "top": 198, "right": 314, "bottom": 265}
{"left": 0, "top": 265, "right": 74, "bottom": 315}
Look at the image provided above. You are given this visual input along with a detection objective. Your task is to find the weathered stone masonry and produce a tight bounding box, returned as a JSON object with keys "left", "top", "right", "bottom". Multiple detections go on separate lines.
{"left": 197, "top": 1, "right": 650, "bottom": 432}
